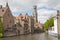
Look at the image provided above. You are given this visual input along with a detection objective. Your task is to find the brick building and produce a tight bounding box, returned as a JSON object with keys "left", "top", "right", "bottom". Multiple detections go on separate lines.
{"left": 15, "top": 5, "right": 43, "bottom": 34}
{"left": 0, "top": 2, "right": 43, "bottom": 36}
{"left": 0, "top": 3, "right": 15, "bottom": 36}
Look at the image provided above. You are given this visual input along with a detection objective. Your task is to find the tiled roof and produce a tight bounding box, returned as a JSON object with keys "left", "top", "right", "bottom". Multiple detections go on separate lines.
{"left": 16, "top": 14, "right": 30, "bottom": 20}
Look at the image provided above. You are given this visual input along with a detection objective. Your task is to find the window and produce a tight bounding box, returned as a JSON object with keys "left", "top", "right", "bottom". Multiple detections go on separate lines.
{"left": 2, "top": 10, "right": 4, "bottom": 12}
{"left": 7, "top": 25, "right": 9, "bottom": 27}
{"left": 10, "top": 20, "right": 11, "bottom": 23}
{"left": 49, "top": 27, "right": 52, "bottom": 30}
{"left": 52, "top": 27, "right": 54, "bottom": 31}
{"left": 49, "top": 27, "right": 54, "bottom": 31}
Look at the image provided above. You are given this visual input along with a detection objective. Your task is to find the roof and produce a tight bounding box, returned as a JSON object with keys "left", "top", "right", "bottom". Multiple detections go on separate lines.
{"left": 16, "top": 14, "right": 30, "bottom": 20}
{"left": 34, "top": 22, "right": 43, "bottom": 28}
{"left": 0, "top": 7, "right": 8, "bottom": 17}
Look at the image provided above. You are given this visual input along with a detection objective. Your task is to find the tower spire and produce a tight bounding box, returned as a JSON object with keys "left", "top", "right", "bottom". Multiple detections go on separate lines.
{"left": 6, "top": 0, "right": 9, "bottom": 7}
{"left": 6, "top": 2, "right": 8, "bottom": 7}
{"left": 33, "top": 5, "right": 38, "bottom": 23}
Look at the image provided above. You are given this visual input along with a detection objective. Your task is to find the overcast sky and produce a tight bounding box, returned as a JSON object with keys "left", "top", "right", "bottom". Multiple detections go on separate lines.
{"left": 0, "top": 0, "right": 60, "bottom": 23}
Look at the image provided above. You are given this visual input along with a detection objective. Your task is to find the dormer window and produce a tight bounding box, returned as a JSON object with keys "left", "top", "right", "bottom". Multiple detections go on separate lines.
{"left": 2, "top": 10, "right": 4, "bottom": 12}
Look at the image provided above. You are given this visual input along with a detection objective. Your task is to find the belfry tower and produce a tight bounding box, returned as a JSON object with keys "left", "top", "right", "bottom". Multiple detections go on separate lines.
{"left": 57, "top": 10, "right": 60, "bottom": 37}
{"left": 33, "top": 5, "right": 38, "bottom": 23}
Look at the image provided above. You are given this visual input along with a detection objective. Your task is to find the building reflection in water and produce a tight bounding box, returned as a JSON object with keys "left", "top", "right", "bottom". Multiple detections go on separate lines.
{"left": 0, "top": 33, "right": 60, "bottom": 40}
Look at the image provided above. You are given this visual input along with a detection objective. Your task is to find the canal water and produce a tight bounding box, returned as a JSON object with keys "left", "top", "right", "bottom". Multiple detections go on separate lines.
{"left": 0, "top": 33, "right": 60, "bottom": 40}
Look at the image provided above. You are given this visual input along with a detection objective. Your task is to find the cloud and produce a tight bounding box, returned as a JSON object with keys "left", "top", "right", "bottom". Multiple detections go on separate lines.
{"left": 37, "top": 9, "right": 57, "bottom": 23}
{"left": 47, "top": 0, "right": 60, "bottom": 10}
{"left": 0, "top": 0, "right": 60, "bottom": 23}
{"left": 8, "top": 0, "right": 40, "bottom": 12}
{"left": 37, "top": 0, "right": 60, "bottom": 10}
{"left": 38, "top": 9, "right": 56, "bottom": 16}
{"left": 0, "top": 0, "right": 60, "bottom": 11}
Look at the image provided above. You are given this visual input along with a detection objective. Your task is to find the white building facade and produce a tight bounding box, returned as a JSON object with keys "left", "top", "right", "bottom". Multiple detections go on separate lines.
{"left": 48, "top": 17, "right": 58, "bottom": 36}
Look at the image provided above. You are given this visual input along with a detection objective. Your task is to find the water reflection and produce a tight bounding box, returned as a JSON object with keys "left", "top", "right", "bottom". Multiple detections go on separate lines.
{"left": 0, "top": 33, "right": 60, "bottom": 40}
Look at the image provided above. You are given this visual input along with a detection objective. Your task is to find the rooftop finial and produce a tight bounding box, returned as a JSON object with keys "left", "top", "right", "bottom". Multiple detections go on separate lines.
{"left": 0, "top": 5, "right": 2, "bottom": 8}
{"left": 6, "top": 2, "right": 8, "bottom": 7}
{"left": 6, "top": 0, "right": 9, "bottom": 7}
{"left": 19, "top": 13, "right": 22, "bottom": 16}
{"left": 26, "top": 13, "right": 28, "bottom": 15}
